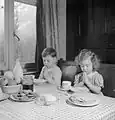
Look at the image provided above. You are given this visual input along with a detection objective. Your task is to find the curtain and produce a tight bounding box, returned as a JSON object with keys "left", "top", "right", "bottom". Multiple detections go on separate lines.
{"left": 35, "top": 0, "right": 46, "bottom": 76}
{"left": 43, "top": 0, "right": 66, "bottom": 59}
{"left": 43, "top": 0, "right": 59, "bottom": 58}
{"left": 35, "top": 0, "right": 66, "bottom": 76}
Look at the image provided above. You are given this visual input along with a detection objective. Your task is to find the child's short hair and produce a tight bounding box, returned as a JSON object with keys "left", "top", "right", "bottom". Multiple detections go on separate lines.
{"left": 76, "top": 49, "right": 100, "bottom": 71}
{"left": 42, "top": 47, "right": 57, "bottom": 58}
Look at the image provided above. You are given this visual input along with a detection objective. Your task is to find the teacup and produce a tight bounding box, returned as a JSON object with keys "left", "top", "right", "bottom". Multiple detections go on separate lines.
{"left": 62, "top": 81, "right": 71, "bottom": 90}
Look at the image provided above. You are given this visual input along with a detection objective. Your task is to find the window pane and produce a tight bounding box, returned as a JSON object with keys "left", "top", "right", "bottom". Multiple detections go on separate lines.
{"left": 0, "top": 0, "right": 4, "bottom": 69}
{"left": 14, "top": 2, "right": 36, "bottom": 64}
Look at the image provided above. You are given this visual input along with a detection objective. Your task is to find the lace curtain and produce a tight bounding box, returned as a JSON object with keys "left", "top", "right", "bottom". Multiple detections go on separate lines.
{"left": 43, "top": 0, "right": 66, "bottom": 59}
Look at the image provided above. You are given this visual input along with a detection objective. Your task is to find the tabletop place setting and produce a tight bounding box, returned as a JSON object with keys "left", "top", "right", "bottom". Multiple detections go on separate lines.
{"left": 0, "top": 72, "right": 115, "bottom": 120}
{"left": 0, "top": 74, "right": 101, "bottom": 108}
{"left": 57, "top": 81, "right": 100, "bottom": 107}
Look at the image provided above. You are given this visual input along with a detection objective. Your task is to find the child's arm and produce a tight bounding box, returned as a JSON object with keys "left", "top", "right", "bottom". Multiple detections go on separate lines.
{"left": 46, "top": 68, "right": 62, "bottom": 86}
{"left": 53, "top": 69, "right": 62, "bottom": 86}
{"left": 74, "top": 74, "right": 84, "bottom": 87}
{"left": 34, "top": 67, "right": 47, "bottom": 84}
{"left": 85, "top": 81, "right": 101, "bottom": 94}
{"left": 38, "top": 67, "right": 45, "bottom": 80}
{"left": 83, "top": 72, "right": 103, "bottom": 94}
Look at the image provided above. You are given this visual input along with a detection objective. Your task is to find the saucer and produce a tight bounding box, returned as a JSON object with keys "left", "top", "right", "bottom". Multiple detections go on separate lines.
{"left": 57, "top": 86, "right": 70, "bottom": 91}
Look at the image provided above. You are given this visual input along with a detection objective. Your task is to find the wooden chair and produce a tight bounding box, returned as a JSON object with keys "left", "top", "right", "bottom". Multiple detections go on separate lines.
{"left": 57, "top": 59, "right": 81, "bottom": 86}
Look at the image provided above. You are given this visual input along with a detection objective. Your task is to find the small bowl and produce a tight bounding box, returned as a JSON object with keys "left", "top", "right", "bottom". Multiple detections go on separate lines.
{"left": 1, "top": 84, "right": 22, "bottom": 94}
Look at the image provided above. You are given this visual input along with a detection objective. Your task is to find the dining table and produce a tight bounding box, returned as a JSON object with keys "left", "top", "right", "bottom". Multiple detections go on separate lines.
{"left": 0, "top": 84, "right": 115, "bottom": 120}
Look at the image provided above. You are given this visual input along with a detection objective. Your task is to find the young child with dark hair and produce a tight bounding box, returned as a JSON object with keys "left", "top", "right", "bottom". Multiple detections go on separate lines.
{"left": 71, "top": 49, "right": 104, "bottom": 95}
{"left": 34, "top": 47, "right": 62, "bottom": 86}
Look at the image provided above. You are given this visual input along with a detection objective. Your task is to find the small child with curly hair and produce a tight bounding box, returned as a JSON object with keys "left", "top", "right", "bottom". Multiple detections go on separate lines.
{"left": 71, "top": 49, "right": 104, "bottom": 95}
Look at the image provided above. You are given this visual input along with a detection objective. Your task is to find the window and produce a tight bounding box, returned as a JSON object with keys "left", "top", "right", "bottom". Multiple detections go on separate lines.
{"left": 0, "top": 0, "right": 37, "bottom": 72}
{"left": 0, "top": 0, "right": 5, "bottom": 70}
{"left": 14, "top": 1, "right": 36, "bottom": 64}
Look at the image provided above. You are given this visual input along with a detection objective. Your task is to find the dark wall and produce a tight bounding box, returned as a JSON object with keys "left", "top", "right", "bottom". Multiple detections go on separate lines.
{"left": 66, "top": 0, "right": 88, "bottom": 60}
{"left": 66, "top": 0, "right": 115, "bottom": 64}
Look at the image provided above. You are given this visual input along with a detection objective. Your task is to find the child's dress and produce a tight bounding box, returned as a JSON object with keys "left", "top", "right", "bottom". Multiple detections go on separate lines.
{"left": 38, "top": 65, "right": 62, "bottom": 86}
{"left": 73, "top": 71, "right": 104, "bottom": 95}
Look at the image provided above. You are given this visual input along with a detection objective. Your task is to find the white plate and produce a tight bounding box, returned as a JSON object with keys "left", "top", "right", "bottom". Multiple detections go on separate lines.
{"left": 9, "top": 94, "right": 36, "bottom": 102}
{"left": 0, "top": 94, "right": 9, "bottom": 101}
{"left": 9, "top": 91, "right": 37, "bottom": 102}
{"left": 67, "top": 95, "right": 100, "bottom": 107}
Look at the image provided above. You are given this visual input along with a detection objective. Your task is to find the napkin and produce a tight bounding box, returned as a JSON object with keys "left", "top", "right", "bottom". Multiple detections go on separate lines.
{"left": 40, "top": 94, "right": 57, "bottom": 102}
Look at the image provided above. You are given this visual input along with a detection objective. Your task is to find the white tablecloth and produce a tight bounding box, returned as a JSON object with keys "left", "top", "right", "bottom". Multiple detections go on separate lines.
{"left": 0, "top": 84, "right": 115, "bottom": 120}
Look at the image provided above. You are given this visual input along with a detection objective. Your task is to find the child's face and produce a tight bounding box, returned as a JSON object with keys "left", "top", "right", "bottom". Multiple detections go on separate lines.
{"left": 80, "top": 57, "right": 93, "bottom": 75}
{"left": 43, "top": 55, "right": 56, "bottom": 68}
